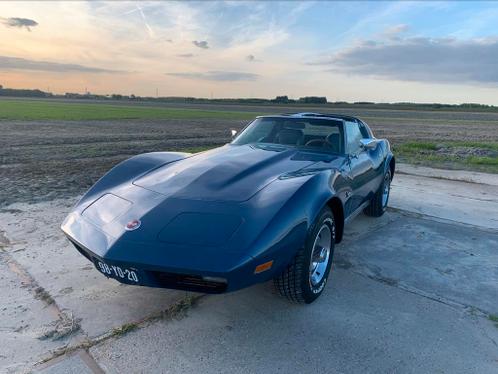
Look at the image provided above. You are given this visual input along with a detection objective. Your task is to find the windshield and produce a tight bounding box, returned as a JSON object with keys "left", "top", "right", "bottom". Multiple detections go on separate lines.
{"left": 232, "top": 117, "right": 344, "bottom": 154}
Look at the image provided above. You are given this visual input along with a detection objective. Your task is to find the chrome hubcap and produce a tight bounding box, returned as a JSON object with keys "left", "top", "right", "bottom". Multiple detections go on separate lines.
{"left": 382, "top": 173, "right": 391, "bottom": 208}
{"left": 309, "top": 221, "right": 332, "bottom": 287}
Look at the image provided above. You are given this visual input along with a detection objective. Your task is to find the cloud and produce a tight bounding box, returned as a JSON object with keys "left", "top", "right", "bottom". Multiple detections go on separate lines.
{"left": 192, "top": 40, "right": 209, "bottom": 49}
{"left": 246, "top": 54, "right": 255, "bottom": 62}
{"left": 382, "top": 24, "right": 409, "bottom": 39}
{"left": 1, "top": 17, "right": 38, "bottom": 31}
{"left": 0, "top": 56, "right": 123, "bottom": 73}
{"left": 166, "top": 71, "right": 258, "bottom": 81}
{"left": 312, "top": 37, "right": 498, "bottom": 84}
{"left": 177, "top": 53, "right": 195, "bottom": 58}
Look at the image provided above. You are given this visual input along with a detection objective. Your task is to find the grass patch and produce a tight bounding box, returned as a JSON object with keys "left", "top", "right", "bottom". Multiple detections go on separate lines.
{"left": 394, "top": 141, "right": 498, "bottom": 174}
{"left": 396, "top": 142, "right": 439, "bottom": 151}
{"left": 109, "top": 294, "right": 201, "bottom": 338}
{"left": 489, "top": 314, "right": 498, "bottom": 328}
{"left": 396, "top": 141, "right": 498, "bottom": 153}
{"left": 489, "top": 314, "right": 498, "bottom": 323}
{"left": 34, "top": 286, "right": 55, "bottom": 305}
{"left": 0, "top": 99, "right": 255, "bottom": 121}
{"left": 112, "top": 322, "right": 139, "bottom": 336}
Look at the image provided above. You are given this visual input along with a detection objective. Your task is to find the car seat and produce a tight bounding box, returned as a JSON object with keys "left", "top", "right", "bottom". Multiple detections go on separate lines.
{"left": 276, "top": 128, "right": 304, "bottom": 145}
{"left": 326, "top": 133, "right": 341, "bottom": 153}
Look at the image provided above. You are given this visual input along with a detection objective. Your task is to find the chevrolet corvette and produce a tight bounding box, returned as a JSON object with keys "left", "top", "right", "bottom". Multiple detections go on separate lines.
{"left": 61, "top": 112, "right": 394, "bottom": 303}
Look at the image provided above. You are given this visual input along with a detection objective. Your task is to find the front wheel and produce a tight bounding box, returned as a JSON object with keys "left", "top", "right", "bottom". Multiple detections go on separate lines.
{"left": 274, "top": 207, "right": 335, "bottom": 304}
{"left": 364, "top": 169, "right": 391, "bottom": 217}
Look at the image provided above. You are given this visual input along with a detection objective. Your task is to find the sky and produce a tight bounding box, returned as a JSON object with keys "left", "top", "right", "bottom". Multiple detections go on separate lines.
{"left": 1, "top": 1, "right": 498, "bottom": 104}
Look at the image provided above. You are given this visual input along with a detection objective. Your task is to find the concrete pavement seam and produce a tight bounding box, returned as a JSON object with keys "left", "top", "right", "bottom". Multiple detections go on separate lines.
{"left": 32, "top": 293, "right": 206, "bottom": 370}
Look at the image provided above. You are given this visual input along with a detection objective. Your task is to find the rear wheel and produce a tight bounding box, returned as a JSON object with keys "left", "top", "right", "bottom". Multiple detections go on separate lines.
{"left": 364, "top": 169, "right": 391, "bottom": 217}
{"left": 274, "top": 207, "right": 335, "bottom": 304}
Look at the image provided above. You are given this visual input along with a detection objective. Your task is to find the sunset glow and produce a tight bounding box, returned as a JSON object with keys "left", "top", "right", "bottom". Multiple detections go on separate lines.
{"left": 1, "top": 1, "right": 498, "bottom": 104}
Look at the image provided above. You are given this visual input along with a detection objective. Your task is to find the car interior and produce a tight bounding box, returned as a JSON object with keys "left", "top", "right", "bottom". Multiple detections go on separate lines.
{"left": 262, "top": 120, "right": 344, "bottom": 153}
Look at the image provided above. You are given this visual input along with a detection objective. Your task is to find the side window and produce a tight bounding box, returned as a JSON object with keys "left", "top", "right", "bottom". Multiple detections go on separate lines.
{"left": 345, "top": 121, "right": 363, "bottom": 154}
{"left": 358, "top": 121, "right": 371, "bottom": 138}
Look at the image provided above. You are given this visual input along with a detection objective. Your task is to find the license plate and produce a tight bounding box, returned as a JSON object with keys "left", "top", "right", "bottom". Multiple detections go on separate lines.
{"left": 94, "top": 259, "right": 140, "bottom": 283}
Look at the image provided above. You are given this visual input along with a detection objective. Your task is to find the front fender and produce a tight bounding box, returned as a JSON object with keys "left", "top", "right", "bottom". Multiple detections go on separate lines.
{"left": 247, "top": 171, "right": 339, "bottom": 275}
{"left": 78, "top": 152, "right": 190, "bottom": 207}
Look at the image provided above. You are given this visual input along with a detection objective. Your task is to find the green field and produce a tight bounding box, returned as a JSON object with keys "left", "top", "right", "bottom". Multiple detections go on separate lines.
{"left": 394, "top": 141, "right": 498, "bottom": 173}
{"left": 0, "top": 99, "right": 255, "bottom": 121}
{"left": 2, "top": 97, "right": 498, "bottom": 184}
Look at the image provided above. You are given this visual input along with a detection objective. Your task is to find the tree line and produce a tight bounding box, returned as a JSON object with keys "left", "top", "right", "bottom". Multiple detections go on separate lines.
{"left": 0, "top": 84, "right": 496, "bottom": 111}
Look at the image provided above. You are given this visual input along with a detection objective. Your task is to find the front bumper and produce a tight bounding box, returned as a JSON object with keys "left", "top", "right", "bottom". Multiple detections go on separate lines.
{"left": 62, "top": 213, "right": 274, "bottom": 293}
{"left": 69, "top": 238, "right": 230, "bottom": 293}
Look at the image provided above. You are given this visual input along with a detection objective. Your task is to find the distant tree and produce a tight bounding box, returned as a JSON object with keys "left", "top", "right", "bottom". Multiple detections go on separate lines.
{"left": 273, "top": 95, "right": 290, "bottom": 103}
{"left": 298, "top": 96, "right": 327, "bottom": 104}
{"left": 0, "top": 87, "right": 48, "bottom": 97}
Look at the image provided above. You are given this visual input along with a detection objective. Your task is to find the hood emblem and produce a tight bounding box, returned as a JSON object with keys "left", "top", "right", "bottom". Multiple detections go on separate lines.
{"left": 125, "top": 219, "right": 141, "bottom": 231}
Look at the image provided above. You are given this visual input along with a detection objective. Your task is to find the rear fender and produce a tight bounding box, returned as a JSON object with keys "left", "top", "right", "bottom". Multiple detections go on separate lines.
{"left": 385, "top": 152, "right": 395, "bottom": 179}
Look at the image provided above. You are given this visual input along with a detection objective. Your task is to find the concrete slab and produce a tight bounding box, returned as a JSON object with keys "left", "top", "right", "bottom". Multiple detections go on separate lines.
{"left": 0, "top": 199, "right": 188, "bottom": 340}
{"left": 0, "top": 252, "right": 75, "bottom": 374}
{"left": 338, "top": 212, "right": 498, "bottom": 314}
{"left": 35, "top": 350, "right": 101, "bottom": 374}
{"left": 1, "top": 166, "right": 497, "bottom": 373}
{"left": 397, "top": 163, "right": 498, "bottom": 186}
{"left": 35, "top": 354, "right": 93, "bottom": 374}
{"left": 89, "top": 270, "right": 498, "bottom": 374}
{"left": 391, "top": 172, "right": 498, "bottom": 229}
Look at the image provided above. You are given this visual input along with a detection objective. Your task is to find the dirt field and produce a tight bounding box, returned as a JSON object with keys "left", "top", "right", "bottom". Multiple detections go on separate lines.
{"left": 1, "top": 101, "right": 498, "bottom": 207}
{"left": 0, "top": 118, "right": 245, "bottom": 207}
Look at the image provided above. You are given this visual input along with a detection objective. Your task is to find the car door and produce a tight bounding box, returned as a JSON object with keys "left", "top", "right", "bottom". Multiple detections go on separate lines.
{"left": 343, "top": 120, "right": 376, "bottom": 216}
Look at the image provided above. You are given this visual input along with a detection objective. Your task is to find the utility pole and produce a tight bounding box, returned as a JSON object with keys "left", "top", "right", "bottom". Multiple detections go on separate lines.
{"left": 156, "top": 88, "right": 158, "bottom": 98}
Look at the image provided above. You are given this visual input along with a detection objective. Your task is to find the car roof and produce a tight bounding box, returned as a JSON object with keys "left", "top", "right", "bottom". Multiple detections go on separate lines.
{"left": 256, "top": 112, "right": 361, "bottom": 122}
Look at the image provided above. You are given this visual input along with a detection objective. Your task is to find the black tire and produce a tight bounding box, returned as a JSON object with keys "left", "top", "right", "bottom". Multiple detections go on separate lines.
{"left": 364, "top": 169, "right": 391, "bottom": 217}
{"left": 274, "top": 207, "right": 335, "bottom": 304}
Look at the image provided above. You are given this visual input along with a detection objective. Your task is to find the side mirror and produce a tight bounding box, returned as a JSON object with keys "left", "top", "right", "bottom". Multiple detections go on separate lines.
{"left": 360, "top": 138, "right": 379, "bottom": 150}
{"left": 230, "top": 129, "right": 238, "bottom": 138}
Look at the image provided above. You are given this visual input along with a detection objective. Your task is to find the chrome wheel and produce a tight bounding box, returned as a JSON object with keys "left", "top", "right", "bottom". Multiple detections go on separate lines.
{"left": 309, "top": 220, "right": 332, "bottom": 287}
{"left": 382, "top": 172, "right": 391, "bottom": 208}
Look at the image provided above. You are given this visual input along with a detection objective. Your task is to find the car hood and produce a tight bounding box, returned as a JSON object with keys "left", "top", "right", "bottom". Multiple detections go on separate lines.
{"left": 133, "top": 144, "right": 331, "bottom": 202}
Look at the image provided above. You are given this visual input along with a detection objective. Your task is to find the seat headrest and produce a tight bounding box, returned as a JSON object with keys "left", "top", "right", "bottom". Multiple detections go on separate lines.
{"left": 277, "top": 128, "right": 304, "bottom": 145}
{"left": 326, "top": 133, "right": 341, "bottom": 153}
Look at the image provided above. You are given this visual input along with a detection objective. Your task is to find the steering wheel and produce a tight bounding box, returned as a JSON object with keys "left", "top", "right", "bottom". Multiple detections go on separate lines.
{"left": 305, "top": 139, "right": 331, "bottom": 147}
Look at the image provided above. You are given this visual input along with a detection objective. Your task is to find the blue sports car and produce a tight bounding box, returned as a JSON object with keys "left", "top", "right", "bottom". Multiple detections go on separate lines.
{"left": 61, "top": 112, "right": 394, "bottom": 303}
